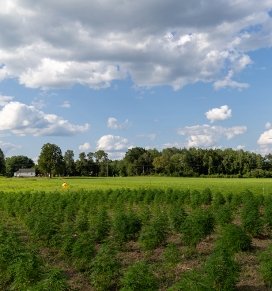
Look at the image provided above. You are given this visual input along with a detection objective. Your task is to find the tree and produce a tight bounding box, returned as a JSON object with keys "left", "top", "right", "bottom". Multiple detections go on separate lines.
{"left": 38, "top": 143, "right": 64, "bottom": 178}
{"left": 5, "top": 155, "right": 34, "bottom": 177}
{"left": 94, "top": 150, "right": 109, "bottom": 176}
{"left": 63, "top": 150, "right": 76, "bottom": 176}
{"left": 75, "top": 152, "right": 89, "bottom": 176}
{"left": 0, "top": 148, "right": 5, "bottom": 175}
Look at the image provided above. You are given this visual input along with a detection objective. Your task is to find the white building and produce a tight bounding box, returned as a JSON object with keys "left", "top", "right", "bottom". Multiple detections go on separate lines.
{"left": 14, "top": 168, "right": 36, "bottom": 177}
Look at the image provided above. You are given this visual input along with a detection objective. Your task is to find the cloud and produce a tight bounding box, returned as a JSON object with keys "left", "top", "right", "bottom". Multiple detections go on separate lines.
{"left": 0, "top": 94, "right": 14, "bottom": 106}
{"left": 78, "top": 142, "right": 91, "bottom": 152}
{"left": 137, "top": 133, "right": 157, "bottom": 141}
{"left": 0, "top": 101, "right": 89, "bottom": 136}
{"left": 265, "top": 122, "right": 272, "bottom": 129}
{"left": 178, "top": 124, "right": 247, "bottom": 148}
{"left": 0, "top": 140, "right": 20, "bottom": 154}
{"left": 213, "top": 71, "right": 250, "bottom": 90}
{"left": 97, "top": 135, "right": 130, "bottom": 151}
{"left": 205, "top": 105, "right": 232, "bottom": 122}
{"left": 61, "top": 100, "right": 71, "bottom": 108}
{"left": 107, "top": 117, "right": 128, "bottom": 129}
{"left": 0, "top": 1, "right": 270, "bottom": 90}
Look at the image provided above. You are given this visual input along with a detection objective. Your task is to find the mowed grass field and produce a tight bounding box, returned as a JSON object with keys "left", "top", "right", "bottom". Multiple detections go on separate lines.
{"left": 1, "top": 176, "right": 272, "bottom": 194}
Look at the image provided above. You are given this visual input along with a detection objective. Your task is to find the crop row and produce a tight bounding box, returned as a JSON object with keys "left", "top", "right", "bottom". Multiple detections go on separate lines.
{"left": 0, "top": 188, "right": 271, "bottom": 290}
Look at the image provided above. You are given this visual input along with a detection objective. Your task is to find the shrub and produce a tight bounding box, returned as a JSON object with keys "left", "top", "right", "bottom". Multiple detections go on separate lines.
{"left": 215, "top": 224, "right": 251, "bottom": 254}
{"left": 71, "top": 233, "right": 95, "bottom": 270}
{"left": 241, "top": 198, "right": 263, "bottom": 237}
{"left": 163, "top": 243, "right": 181, "bottom": 265}
{"left": 259, "top": 244, "right": 272, "bottom": 287}
{"left": 263, "top": 196, "right": 272, "bottom": 230}
{"left": 121, "top": 261, "right": 158, "bottom": 291}
{"left": 190, "top": 190, "right": 202, "bottom": 208}
{"left": 214, "top": 205, "right": 233, "bottom": 226}
{"left": 212, "top": 192, "right": 226, "bottom": 207}
{"left": 201, "top": 188, "right": 213, "bottom": 205}
{"left": 112, "top": 211, "right": 142, "bottom": 243}
{"left": 169, "top": 269, "right": 211, "bottom": 291}
{"left": 32, "top": 269, "right": 69, "bottom": 291}
{"left": 89, "top": 208, "right": 111, "bottom": 243}
{"left": 204, "top": 248, "right": 240, "bottom": 291}
{"left": 138, "top": 212, "right": 168, "bottom": 251}
{"left": 90, "top": 243, "right": 120, "bottom": 290}
{"left": 168, "top": 206, "right": 187, "bottom": 233}
{"left": 182, "top": 209, "right": 215, "bottom": 247}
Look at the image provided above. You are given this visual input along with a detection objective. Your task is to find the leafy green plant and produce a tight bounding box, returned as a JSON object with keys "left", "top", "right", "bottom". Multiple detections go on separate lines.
{"left": 121, "top": 261, "right": 158, "bottom": 291}
{"left": 89, "top": 208, "right": 111, "bottom": 243}
{"left": 241, "top": 198, "right": 263, "bottom": 237}
{"left": 204, "top": 248, "right": 240, "bottom": 291}
{"left": 138, "top": 212, "right": 168, "bottom": 251}
{"left": 258, "top": 244, "right": 272, "bottom": 287}
{"left": 163, "top": 243, "right": 181, "bottom": 265}
{"left": 90, "top": 243, "right": 121, "bottom": 290}
{"left": 182, "top": 209, "right": 215, "bottom": 247}
{"left": 215, "top": 224, "right": 251, "bottom": 254}
{"left": 214, "top": 204, "right": 233, "bottom": 226}
{"left": 112, "top": 211, "right": 142, "bottom": 243}
{"left": 168, "top": 206, "right": 187, "bottom": 233}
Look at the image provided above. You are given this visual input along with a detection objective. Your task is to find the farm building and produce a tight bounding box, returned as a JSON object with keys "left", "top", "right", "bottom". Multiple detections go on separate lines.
{"left": 14, "top": 168, "right": 36, "bottom": 177}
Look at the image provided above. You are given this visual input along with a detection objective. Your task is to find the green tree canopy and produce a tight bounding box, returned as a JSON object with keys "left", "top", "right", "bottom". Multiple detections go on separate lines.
{"left": 0, "top": 148, "right": 5, "bottom": 175}
{"left": 38, "top": 143, "right": 63, "bottom": 178}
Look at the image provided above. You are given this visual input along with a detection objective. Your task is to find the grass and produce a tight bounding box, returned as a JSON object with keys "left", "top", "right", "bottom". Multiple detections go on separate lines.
{"left": 1, "top": 176, "right": 272, "bottom": 194}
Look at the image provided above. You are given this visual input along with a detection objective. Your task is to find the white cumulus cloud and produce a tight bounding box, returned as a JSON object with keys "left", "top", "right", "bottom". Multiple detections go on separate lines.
{"left": 0, "top": 101, "right": 89, "bottom": 136}
{"left": 178, "top": 124, "right": 247, "bottom": 148}
{"left": 205, "top": 105, "right": 232, "bottom": 123}
{"left": 79, "top": 142, "right": 91, "bottom": 152}
{"left": 0, "top": 1, "right": 270, "bottom": 90}
{"left": 0, "top": 94, "right": 14, "bottom": 106}
{"left": 97, "top": 135, "right": 130, "bottom": 151}
{"left": 107, "top": 117, "right": 128, "bottom": 129}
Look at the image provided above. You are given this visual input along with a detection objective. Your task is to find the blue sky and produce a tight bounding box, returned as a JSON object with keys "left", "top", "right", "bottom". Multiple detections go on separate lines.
{"left": 0, "top": 1, "right": 272, "bottom": 161}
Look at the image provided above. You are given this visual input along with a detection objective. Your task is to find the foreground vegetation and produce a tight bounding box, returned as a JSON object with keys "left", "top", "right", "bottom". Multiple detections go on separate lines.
{"left": 0, "top": 187, "right": 272, "bottom": 290}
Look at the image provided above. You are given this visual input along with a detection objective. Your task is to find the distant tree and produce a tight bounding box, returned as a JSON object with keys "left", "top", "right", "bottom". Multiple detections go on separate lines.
{"left": 5, "top": 155, "right": 35, "bottom": 177}
{"left": 38, "top": 143, "right": 64, "bottom": 178}
{"left": 63, "top": 150, "right": 76, "bottom": 176}
{"left": 94, "top": 150, "right": 109, "bottom": 176}
{"left": 0, "top": 148, "right": 5, "bottom": 175}
{"left": 76, "top": 152, "right": 89, "bottom": 176}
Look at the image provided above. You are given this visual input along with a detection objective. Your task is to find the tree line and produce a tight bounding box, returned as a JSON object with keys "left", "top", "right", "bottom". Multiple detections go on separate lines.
{"left": 1, "top": 143, "right": 272, "bottom": 178}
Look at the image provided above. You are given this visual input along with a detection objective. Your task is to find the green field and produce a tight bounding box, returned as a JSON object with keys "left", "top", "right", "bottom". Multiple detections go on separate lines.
{"left": 1, "top": 176, "right": 272, "bottom": 194}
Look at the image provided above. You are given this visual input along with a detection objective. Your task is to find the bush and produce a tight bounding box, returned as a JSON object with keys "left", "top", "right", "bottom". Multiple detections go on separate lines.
{"left": 168, "top": 206, "right": 187, "bottom": 233}
{"left": 215, "top": 224, "right": 251, "bottom": 254}
{"left": 212, "top": 192, "right": 226, "bottom": 207}
{"left": 121, "top": 261, "right": 158, "bottom": 291}
{"left": 259, "top": 244, "right": 272, "bottom": 287}
{"left": 89, "top": 208, "right": 111, "bottom": 243}
{"left": 112, "top": 211, "right": 142, "bottom": 243}
{"left": 214, "top": 205, "right": 233, "bottom": 226}
{"left": 201, "top": 188, "right": 213, "bottom": 205}
{"left": 182, "top": 209, "right": 215, "bottom": 247}
{"left": 90, "top": 243, "right": 120, "bottom": 290}
{"left": 241, "top": 198, "right": 263, "bottom": 237}
{"left": 32, "top": 269, "right": 69, "bottom": 291}
{"left": 71, "top": 232, "right": 95, "bottom": 270}
{"left": 204, "top": 248, "right": 240, "bottom": 291}
{"left": 138, "top": 212, "right": 168, "bottom": 251}
{"left": 263, "top": 196, "right": 272, "bottom": 230}
{"left": 169, "top": 269, "right": 211, "bottom": 291}
{"left": 163, "top": 243, "right": 181, "bottom": 265}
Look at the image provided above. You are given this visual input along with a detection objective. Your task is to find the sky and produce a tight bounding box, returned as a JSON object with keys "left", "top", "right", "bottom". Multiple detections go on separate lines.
{"left": 0, "top": 0, "right": 272, "bottom": 161}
